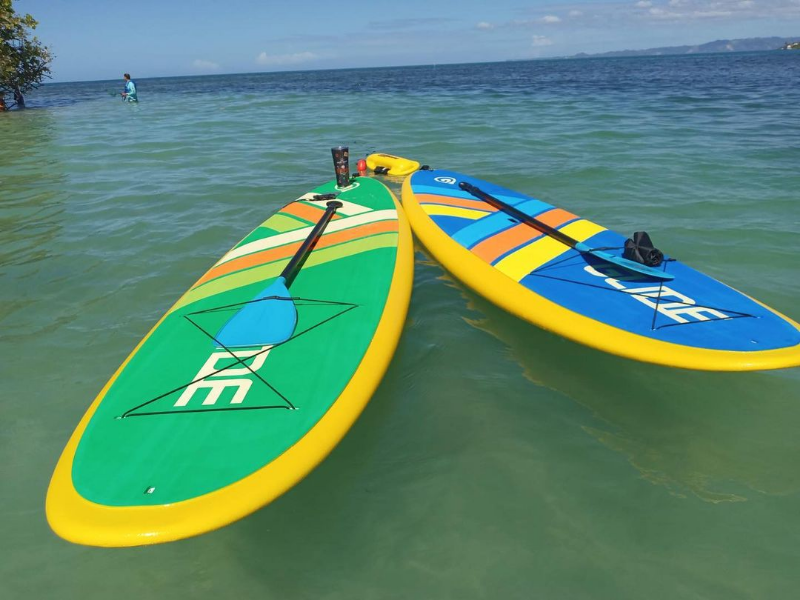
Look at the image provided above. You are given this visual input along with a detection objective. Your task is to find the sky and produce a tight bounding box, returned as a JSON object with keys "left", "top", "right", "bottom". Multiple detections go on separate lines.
{"left": 17, "top": 0, "right": 800, "bottom": 82}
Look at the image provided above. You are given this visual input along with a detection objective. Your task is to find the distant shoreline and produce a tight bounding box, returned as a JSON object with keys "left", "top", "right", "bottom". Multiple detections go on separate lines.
{"left": 561, "top": 35, "right": 800, "bottom": 59}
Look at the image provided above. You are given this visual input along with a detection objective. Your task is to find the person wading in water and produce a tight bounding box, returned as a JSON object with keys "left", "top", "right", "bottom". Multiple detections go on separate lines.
{"left": 121, "top": 73, "right": 138, "bottom": 102}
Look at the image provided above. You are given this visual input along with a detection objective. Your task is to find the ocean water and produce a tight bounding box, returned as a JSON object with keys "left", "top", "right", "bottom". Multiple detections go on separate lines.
{"left": 2, "top": 52, "right": 800, "bottom": 599}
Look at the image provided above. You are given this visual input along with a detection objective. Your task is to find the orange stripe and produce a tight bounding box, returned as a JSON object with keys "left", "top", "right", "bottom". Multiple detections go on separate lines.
{"left": 471, "top": 224, "right": 538, "bottom": 263}
{"left": 470, "top": 208, "right": 578, "bottom": 264}
{"left": 535, "top": 208, "right": 577, "bottom": 228}
{"left": 193, "top": 220, "right": 398, "bottom": 288}
{"left": 280, "top": 202, "right": 341, "bottom": 223}
{"left": 415, "top": 193, "right": 498, "bottom": 213}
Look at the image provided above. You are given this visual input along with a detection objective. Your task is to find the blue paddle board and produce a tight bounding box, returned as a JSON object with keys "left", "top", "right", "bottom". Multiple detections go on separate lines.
{"left": 402, "top": 169, "right": 800, "bottom": 371}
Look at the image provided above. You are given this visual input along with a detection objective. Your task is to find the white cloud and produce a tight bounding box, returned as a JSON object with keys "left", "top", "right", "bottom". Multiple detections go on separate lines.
{"left": 532, "top": 35, "right": 554, "bottom": 47}
{"left": 694, "top": 9, "right": 734, "bottom": 15}
{"left": 256, "top": 51, "right": 318, "bottom": 66}
{"left": 192, "top": 59, "right": 220, "bottom": 71}
{"left": 502, "top": 0, "right": 799, "bottom": 31}
{"left": 476, "top": 21, "right": 495, "bottom": 30}
{"left": 640, "top": 0, "right": 797, "bottom": 20}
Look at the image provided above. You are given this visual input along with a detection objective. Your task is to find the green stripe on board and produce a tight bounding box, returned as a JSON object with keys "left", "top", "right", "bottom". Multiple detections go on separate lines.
{"left": 263, "top": 213, "right": 309, "bottom": 233}
{"left": 170, "top": 232, "right": 399, "bottom": 314}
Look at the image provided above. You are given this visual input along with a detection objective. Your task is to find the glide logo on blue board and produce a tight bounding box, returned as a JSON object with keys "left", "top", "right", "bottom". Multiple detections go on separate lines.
{"left": 584, "top": 265, "right": 729, "bottom": 325}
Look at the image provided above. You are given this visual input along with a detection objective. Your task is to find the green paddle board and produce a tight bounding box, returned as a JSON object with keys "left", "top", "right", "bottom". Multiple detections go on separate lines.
{"left": 46, "top": 177, "right": 413, "bottom": 546}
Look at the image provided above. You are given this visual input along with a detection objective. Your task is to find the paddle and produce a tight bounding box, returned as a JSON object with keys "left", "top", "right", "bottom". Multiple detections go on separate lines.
{"left": 458, "top": 181, "right": 674, "bottom": 281}
{"left": 215, "top": 199, "right": 343, "bottom": 348}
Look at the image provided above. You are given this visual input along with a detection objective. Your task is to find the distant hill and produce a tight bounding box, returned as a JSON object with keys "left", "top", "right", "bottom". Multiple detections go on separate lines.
{"left": 571, "top": 37, "right": 800, "bottom": 58}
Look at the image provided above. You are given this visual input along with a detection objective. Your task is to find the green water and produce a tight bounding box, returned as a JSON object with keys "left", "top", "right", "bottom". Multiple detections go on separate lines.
{"left": 2, "top": 54, "right": 800, "bottom": 598}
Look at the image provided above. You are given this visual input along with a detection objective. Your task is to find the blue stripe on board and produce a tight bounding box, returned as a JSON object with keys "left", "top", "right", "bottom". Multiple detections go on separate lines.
{"left": 452, "top": 199, "right": 552, "bottom": 249}
{"left": 429, "top": 214, "right": 477, "bottom": 237}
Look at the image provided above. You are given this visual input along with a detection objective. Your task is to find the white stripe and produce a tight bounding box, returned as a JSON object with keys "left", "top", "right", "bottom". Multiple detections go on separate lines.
{"left": 217, "top": 209, "right": 398, "bottom": 265}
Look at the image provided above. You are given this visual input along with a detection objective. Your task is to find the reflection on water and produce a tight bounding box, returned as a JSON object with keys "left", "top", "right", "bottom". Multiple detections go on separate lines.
{"left": 0, "top": 111, "right": 65, "bottom": 258}
{"left": 0, "top": 110, "right": 65, "bottom": 331}
{"left": 460, "top": 286, "right": 800, "bottom": 503}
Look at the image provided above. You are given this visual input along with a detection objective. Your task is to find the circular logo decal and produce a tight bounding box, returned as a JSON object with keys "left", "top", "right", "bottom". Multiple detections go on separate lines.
{"left": 335, "top": 181, "right": 360, "bottom": 192}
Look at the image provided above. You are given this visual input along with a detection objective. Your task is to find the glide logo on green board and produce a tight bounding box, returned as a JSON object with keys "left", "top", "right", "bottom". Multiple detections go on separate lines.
{"left": 174, "top": 346, "right": 273, "bottom": 408}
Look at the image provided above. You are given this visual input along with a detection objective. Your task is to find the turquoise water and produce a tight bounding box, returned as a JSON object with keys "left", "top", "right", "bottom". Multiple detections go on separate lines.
{"left": 2, "top": 52, "right": 800, "bottom": 598}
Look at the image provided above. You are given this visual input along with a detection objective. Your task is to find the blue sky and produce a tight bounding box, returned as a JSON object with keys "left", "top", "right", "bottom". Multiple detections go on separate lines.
{"left": 20, "top": 0, "right": 800, "bottom": 81}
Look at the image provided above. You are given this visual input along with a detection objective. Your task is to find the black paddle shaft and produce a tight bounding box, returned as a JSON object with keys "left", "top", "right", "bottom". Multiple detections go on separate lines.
{"left": 280, "top": 200, "right": 343, "bottom": 286}
{"left": 459, "top": 181, "right": 578, "bottom": 250}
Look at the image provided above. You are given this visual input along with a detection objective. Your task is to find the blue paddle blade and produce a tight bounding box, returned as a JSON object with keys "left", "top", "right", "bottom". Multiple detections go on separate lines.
{"left": 574, "top": 242, "right": 674, "bottom": 281}
{"left": 215, "top": 277, "right": 298, "bottom": 347}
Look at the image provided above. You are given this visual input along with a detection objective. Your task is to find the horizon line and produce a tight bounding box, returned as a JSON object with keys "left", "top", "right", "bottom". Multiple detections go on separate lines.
{"left": 45, "top": 46, "right": 797, "bottom": 85}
